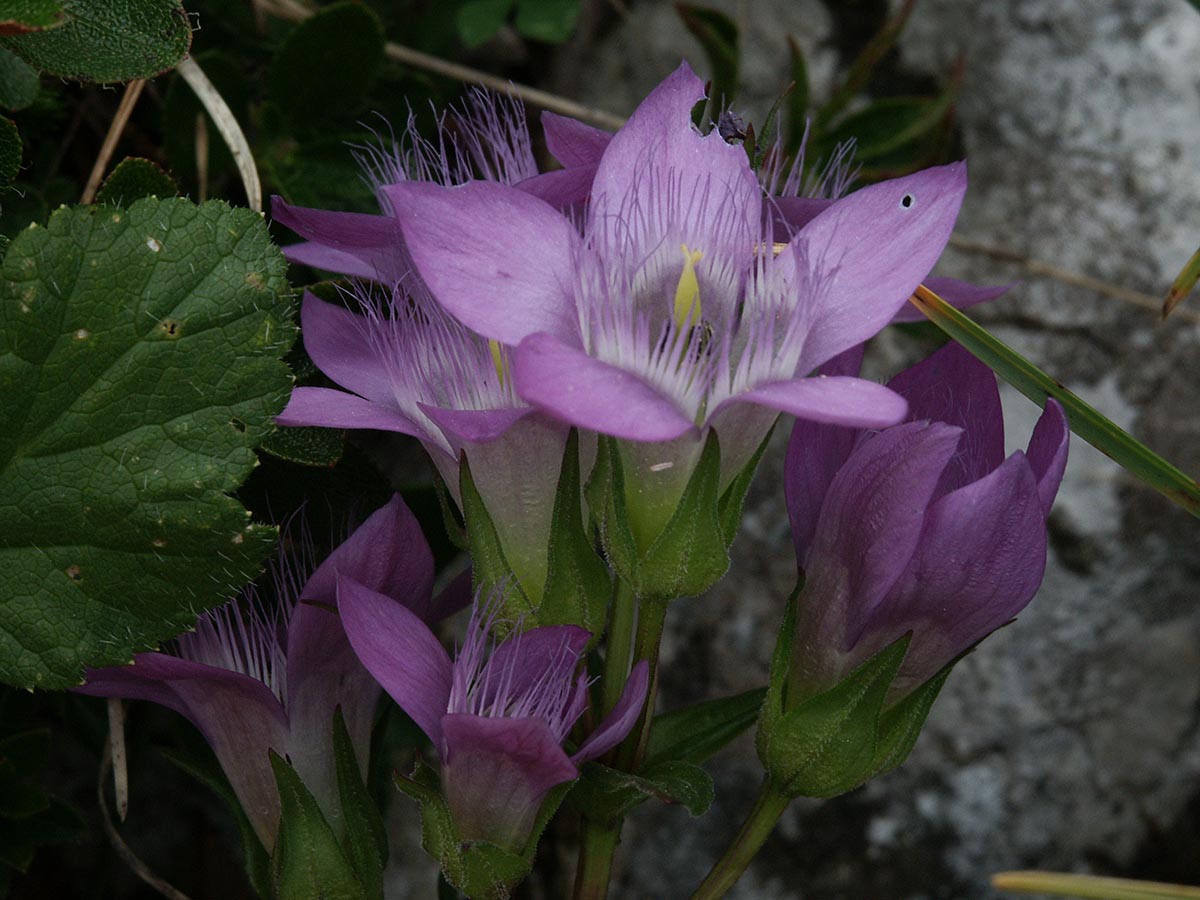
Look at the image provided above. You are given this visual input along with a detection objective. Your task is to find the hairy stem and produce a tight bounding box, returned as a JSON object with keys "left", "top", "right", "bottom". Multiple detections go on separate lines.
{"left": 689, "top": 779, "right": 791, "bottom": 900}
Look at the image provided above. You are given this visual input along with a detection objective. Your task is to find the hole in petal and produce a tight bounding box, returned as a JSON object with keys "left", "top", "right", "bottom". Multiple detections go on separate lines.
{"left": 900, "top": 194, "right": 914, "bottom": 209}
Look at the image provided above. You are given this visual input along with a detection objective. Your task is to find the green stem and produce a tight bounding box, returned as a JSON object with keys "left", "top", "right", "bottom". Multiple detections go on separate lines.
{"left": 600, "top": 578, "right": 637, "bottom": 716}
{"left": 689, "top": 779, "right": 791, "bottom": 900}
{"left": 572, "top": 818, "right": 621, "bottom": 900}
{"left": 615, "top": 598, "right": 668, "bottom": 771}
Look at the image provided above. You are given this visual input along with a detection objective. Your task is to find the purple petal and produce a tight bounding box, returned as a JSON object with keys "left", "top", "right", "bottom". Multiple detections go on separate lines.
{"left": 512, "top": 332, "right": 698, "bottom": 442}
{"left": 283, "top": 241, "right": 379, "bottom": 280}
{"left": 732, "top": 375, "right": 908, "bottom": 429}
{"left": 480, "top": 626, "right": 590, "bottom": 709}
{"left": 79, "top": 654, "right": 290, "bottom": 850}
{"left": 789, "top": 422, "right": 962, "bottom": 695}
{"left": 573, "top": 660, "right": 649, "bottom": 764}
{"left": 440, "top": 714, "right": 579, "bottom": 850}
{"left": 419, "top": 403, "right": 534, "bottom": 447}
{"left": 427, "top": 568, "right": 475, "bottom": 624}
{"left": 385, "top": 180, "right": 579, "bottom": 345}
{"left": 515, "top": 167, "right": 597, "bottom": 211}
{"left": 890, "top": 276, "right": 1016, "bottom": 323}
{"left": 886, "top": 342, "right": 1005, "bottom": 498}
{"left": 542, "top": 111, "right": 612, "bottom": 168}
{"left": 793, "top": 162, "right": 968, "bottom": 373}
{"left": 276, "top": 387, "right": 421, "bottom": 434}
{"left": 1025, "top": 398, "right": 1069, "bottom": 516}
{"left": 337, "top": 575, "right": 453, "bottom": 746}
{"left": 764, "top": 196, "right": 833, "bottom": 242}
{"left": 302, "top": 494, "right": 435, "bottom": 618}
{"left": 880, "top": 453, "right": 1047, "bottom": 699}
{"left": 784, "top": 418, "right": 860, "bottom": 567}
{"left": 587, "top": 62, "right": 761, "bottom": 274}
{"left": 300, "top": 292, "right": 394, "bottom": 404}
{"left": 272, "top": 197, "right": 404, "bottom": 282}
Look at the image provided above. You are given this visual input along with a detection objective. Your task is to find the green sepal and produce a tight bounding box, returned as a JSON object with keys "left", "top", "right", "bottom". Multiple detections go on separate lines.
{"left": 94, "top": 157, "right": 179, "bottom": 206}
{"left": 760, "top": 635, "right": 909, "bottom": 799}
{"left": 538, "top": 428, "right": 611, "bottom": 634}
{"left": 871, "top": 662, "right": 952, "bottom": 776}
{"left": 395, "top": 760, "right": 561, "bottom": 900}
{"left": 270, "top": 751, "right": 365, "bottom": 900}
{"left": 459, "top": 452, "right": 533, "bottom": 625}
{"left": 570, "top": 759, "right": 714, "bottom": 825}
{"left": 333, "top": 707, "right": 386, "bottom": 900}
{"left": 784, "top": 36, "right": 810, "bottom": 154}
{"left": 645, "top": 687, "right": 766, "bottom": 767}
{"left": 755, "top": 581, "right": 800, "bottom": 764}
{"left": 160, "top": 743, "right": 271, "bottom": 898}
{"left": 431, "top": 465, "right": 468, "bottom": 550}
{"left": 716, "top": 424, "right": 774, "bottom": 547}
{"left": 637, "top": 428, "right": 729, "bottom": 600}
{"left": 584, "top": 435, "right": 639, "bottom": 584}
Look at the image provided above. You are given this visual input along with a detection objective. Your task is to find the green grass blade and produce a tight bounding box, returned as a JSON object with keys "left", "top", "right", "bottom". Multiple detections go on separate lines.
{"left": 1162, "top": 243, "right": 1200, "bottom": 318}
{"left": 993, "top": 870, "right": 1200, "bottom": 900}
{"left": 911, "top": 285, "right": 1200, "bottom": 518}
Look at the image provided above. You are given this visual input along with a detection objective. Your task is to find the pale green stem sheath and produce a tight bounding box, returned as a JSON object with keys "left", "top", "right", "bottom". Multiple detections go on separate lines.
{"left": 600, "top": 578, "right": 638, "bottom": 716}
{"left": 573, "top": 819, "right": 621, "bottom": 900}
{"left": 689, "top": 779, "right": 791, "bottom": 900}
{"left": 993, "top": 871, "right": 1200, "bottom": 900}
{"left": 615, "top": 598, "right": 668, "bottom": 772}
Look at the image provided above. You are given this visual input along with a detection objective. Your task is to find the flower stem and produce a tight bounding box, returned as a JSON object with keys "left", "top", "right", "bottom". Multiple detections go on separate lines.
{"left": 615, "top": 598, "right": 667, "bottom": 771}
{"left": 573, "top": 818, "right": 621, "bottom": 900}
{"left": 689, "top": 779, "right": 791, "bottom": 900}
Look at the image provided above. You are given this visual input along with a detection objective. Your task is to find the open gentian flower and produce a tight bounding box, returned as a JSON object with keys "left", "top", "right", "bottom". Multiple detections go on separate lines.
{"left": 276, "top": 284, "right": 574, "bottom": 605}
{"left": 337, "top": 578, "right": 648, "bottom": 851}
{"left": 76, "top": 495, "right": 440, "bottom": 851}
{"left": 382, "top": 62, "right": 968, "bottom": 544}
{"left": 783, "top": 343, "right": 1070, "bottom": 704}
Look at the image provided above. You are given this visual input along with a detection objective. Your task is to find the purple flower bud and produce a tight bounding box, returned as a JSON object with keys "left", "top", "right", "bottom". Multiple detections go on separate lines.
{"left": 76, "top": 496, "right": 441, "bottom": 851}
{"left": 337, "top": 581, "right": 648, "bottom": 851}
{"left": 784, "top": 343, "right": 1070, "bottom": 704}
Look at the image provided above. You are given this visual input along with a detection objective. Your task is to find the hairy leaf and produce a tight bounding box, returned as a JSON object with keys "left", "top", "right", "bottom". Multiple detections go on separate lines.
{"left": 0, "top": 198, "right": 295, "bottom": 688}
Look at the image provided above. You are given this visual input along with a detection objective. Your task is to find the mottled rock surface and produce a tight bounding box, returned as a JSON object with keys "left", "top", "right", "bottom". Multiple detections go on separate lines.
{"left": 551, "top": 1, "right": 1200, "bottom": 898}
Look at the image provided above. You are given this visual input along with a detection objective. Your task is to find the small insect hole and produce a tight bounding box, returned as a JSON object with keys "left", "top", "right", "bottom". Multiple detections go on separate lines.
{"left": 66, "top": 565, "right": 82, "bottom": 582}
{"left": 900, "top": 194, "right": 914, "bottom": 209}
{"left": 230, "top": 417, "right": 246, "bottom": 433}
{"left": 160, "top": 319, "right": 180, "bottom": 337}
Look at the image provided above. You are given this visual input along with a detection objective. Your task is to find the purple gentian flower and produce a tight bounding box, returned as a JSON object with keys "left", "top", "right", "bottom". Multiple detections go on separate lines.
{"left": 272, "top": 92, "right": 598, "bottom": 603}
{"left": 379, "top": 62, "right": 968, "bottom": 540}
{"left": 337, "top": 578, "right": 649, "bottom": 851}
{"left": 76, "top": 495, "right": 442, "bottom": 851}
{"left": 783, "top": 343, "right": 1070, "bottom": 704}
{"left": 275, "top": 284, "right": 574, "bottom": 602}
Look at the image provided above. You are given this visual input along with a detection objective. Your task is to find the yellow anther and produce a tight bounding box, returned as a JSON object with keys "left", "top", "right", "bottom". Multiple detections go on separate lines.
{"left": 489, "top": 339, "right": 507, "bottom": 385}
{"left": 673, "top": 244, "right": 704, "bottom": 330}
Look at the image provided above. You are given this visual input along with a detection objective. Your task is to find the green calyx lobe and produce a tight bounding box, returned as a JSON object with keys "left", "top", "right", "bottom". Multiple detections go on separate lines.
{"left": 395, "top": 761, "right": 568, "bottom": 900}
{"left": 0, "top": 198, "right": 295, "bottom": 689}
{"left": 756, "top": 588, "right": 953, "bottom": 798}
{"left": 460, "top": 428, "right": 610, "bottom": 633}
{"left": 269, "top": 709, "right": 387, "bottom": 900}
{"left": 584, "top": 428, "right": 768, "bottom": 602}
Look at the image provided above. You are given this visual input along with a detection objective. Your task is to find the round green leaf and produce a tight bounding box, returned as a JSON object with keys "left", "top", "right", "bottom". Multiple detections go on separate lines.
{"left": 95, "top": 156, "right": 179, "bottom": 206}
{"left": 0, "top": 48, "right": 39, "bottom": 110}
{"left": 0, "top": 116, "right": 20, "bottom": 190}
{"left": 1, "top": 0, "right": 191, "bottom": 83}
{"left": 0, "top": 198, "right": 296, "bottom": 689}
{"left": 266, "top": 2, "right": 384, "bottom": 134}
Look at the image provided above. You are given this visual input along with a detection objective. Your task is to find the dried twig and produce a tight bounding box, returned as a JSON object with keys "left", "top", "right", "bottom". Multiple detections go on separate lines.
{"left": 106, "top": 698, "right": 129, "bottom": 822}
{"left": 80, "top": 79, "right": 145, "bottom": 204}
{"left": 176, "top": 56, "right": 261, "bottom": 212}
{"left": 257, "top": 0, "right": 626, "bottom": 130}
{"left": 947, "top": 235, "right": 1200, "bottom": 322}
{"left": 98, "top": 746, "right": 195, "bottom": 900}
